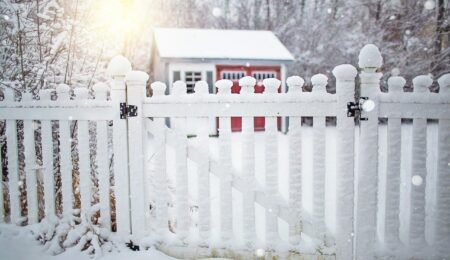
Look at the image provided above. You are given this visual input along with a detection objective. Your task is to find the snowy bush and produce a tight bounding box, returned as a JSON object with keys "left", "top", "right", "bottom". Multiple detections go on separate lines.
{"left": 35, "top": 206, "right": 119, "bottom": 258}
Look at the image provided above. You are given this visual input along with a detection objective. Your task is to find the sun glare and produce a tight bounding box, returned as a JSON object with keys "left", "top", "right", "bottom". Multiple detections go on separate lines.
{"left": 93, "top": 0, "right": 144, "bottom": 35}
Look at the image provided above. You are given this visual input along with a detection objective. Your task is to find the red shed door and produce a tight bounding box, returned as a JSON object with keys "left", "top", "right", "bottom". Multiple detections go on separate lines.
{"left": 216, "top": 65, "right": 281, "bottom": 131}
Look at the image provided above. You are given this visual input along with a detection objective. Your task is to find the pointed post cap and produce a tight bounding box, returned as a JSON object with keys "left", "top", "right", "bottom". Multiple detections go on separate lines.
{"left": 107, "top": 55, "right": 132, "bottom": 77}
{"left": 412, "top": 75, "right": 433, "bottom": 93}
{"left": 387, "top": 76, "right": 406, "bottom": 92}
{"left": 263, "top": 78, "right": 280, "bottom": 93}
{"left": 172, "top": 81, "right": 187, "bottom": 96}
{"left": 150, "top": 81, "right": 166, "bottom": 96}
{"left": 358, "top": 44, "right": 383, "bottom": 69}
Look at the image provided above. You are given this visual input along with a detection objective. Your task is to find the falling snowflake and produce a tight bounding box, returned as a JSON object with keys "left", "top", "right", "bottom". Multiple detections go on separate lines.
{"left": 412, "top": 175, "right": 423, "bottom": 186}
{"left": 212, "top": 7, "right": 222, "bottom": 17}
{"left": 424, "top": 0, "right": 435, "bottom": 10}
{"left": 255, "top": 248, "right": 265, "bottom": 257}
{"left": 327, "top": 8, "right": 332, "bottom": 14}
{"left": 391, "top": 68, "right": 400, "bottom": 76}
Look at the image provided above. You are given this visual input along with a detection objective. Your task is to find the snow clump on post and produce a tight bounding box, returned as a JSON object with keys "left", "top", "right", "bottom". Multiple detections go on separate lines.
{"left": 412, "top": 75, "right": 433, "bottom": 93}
{"left": 358, "top": 44, "right": 383, "bottom": 70}
{"left": 387, "top": 76, "right": 406, "bottom": 93}
{"left": 286, "top": 76, "right": 304, "bottom": 88}
{"left": 172, "top": 81, "right": 187, "bottom": 96}
{"left": 150, "top": 81, "right": 166, "bottom": 96}
{"left": 263, "top": 78, "right": 280, "bottom": 93}
{"left": 332, "top": 64, "right": 358, "bottom": 81}
{"left": 194, "top": 80, "right": 209, "bottom": 94}
{"left": 311, "top": 74, "right": 328, "bottom": 93}
{"left": 215, "top": 79, "right": 233, "bottom": 94}
{"left": 107, "top": 55, "right": 132, "bottom": 78}
{"left": 438, "top": 74, "right": 450, "bottom": 93}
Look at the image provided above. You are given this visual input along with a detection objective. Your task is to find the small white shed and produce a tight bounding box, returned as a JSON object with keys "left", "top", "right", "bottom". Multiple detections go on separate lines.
{"left": 150, "top": 28, "right": 295, "bottom": 132}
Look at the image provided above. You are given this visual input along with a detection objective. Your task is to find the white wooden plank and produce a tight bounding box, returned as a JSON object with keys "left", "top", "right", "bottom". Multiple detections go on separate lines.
{"left": 23, "top": 118, "right": 38, "bottom": 224}
{"left": 288, "top": 116, "right": 302, "bottom": 245}
{"left": 41, "top": 120, "right": 55, "bottom": 218}
{"left": 0, "top": 140, "right": 4, "bottom": 223}
{"left": 0, "top": 107, "right": 115, "bottom": 120}
{"left": 378, "top": 103, "right": 450, "bottom": 119}
{"left": 172, "top": 117, "right": 189, "bottom": 240}
{"left": 97, "top": 120, "right": 110, "bottom": 229}
{"left": 6, "top": 119, "right": 21, "bottom": 224}
{"left": 94, "top": 81, "right": 112, "bottom": 230}
{"left": 127, "top": 78, "right": 148, "bottom": 240}
{"left": 241, "top": 114, "right": 256, "bottom": 246}
{"left": 382, "top": 117, "right": 401, "bottom": 249}
{"left": 355, "top": 69, "right": 381, "bottom": 260}
{"left": 265, "top": 115, "right": 278, "bottom": 247}
{"left": 332, "top": 64, "right": 357, "bottom": 260}
{"left": 110, "top": 77, "right": 131, "bottom": 236}
{"left": 433, "top": 119, "right": 450, "bottom": 256}
{"left": 74, "top": 88, "right": 91, "bottom": 217}
{"left": 196, "top": 115, "right": 210, "bottom": 242}
{"left": 142, "top": 102, "right": 337, "bottom": 118}
{"left": 218, "top": 116, "right": 233, "bottom": 241}
{"left": 59, "top": 119, "right": 72, "bottom": 216}
{"left": 312, "top": 116, "right": 326, "bottom": 238}
{"left": 408, "top": 118, "right": 427, "bottom": 250}
{"left": 39, "top": 89, "right": 55, "bottom": 218}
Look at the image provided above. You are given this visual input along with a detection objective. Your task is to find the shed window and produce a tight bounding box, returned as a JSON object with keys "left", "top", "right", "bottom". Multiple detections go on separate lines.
{"left": 221, "top": 71, "right": 245, "bottom": 81}
{"left": 185, "top": 71, "right": 202, "bottom": 93}
{"left": 252, "top": 71, "right": 277, "bottom": 80}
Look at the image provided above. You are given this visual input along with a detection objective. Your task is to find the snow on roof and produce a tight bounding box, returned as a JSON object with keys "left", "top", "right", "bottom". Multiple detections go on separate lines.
{"left": 153, "top": 28, "right": 295, "bottom": 62}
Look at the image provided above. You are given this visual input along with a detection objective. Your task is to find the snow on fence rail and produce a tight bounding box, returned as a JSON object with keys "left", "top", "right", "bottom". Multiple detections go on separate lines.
{"left": 0, "top": 45, "right": 449, "bottom": 260}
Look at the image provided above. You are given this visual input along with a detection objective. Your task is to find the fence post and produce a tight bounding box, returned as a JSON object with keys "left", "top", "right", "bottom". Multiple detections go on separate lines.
{"left": 125, "top": 70, "right": 149, "bottom": 240}
{"left": 108, "top": 56, "right": 132, "bottom": 236}
{"left": 355, "top": 44, "right": 382, "bottom": 259}
{"left": 434, "top": 74, "right": 450, "bottom": 257}
{"left": 332, "top": 64, "right": 357, "bottom": 260}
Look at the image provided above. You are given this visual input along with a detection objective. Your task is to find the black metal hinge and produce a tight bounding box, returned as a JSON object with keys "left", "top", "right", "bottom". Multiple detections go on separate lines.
{"left": 347, "top": 97, "right": 369, "bottom": 121}
{"left": 120, "top": 102, "right": 138, "bottom": 119}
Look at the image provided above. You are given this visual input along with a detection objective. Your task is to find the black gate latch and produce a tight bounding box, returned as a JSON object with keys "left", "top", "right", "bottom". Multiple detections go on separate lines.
{"left": 347, "top": 97, "right": 369, "bottom": 121}
{"left": 120, "top": 102, "right": 138, "bottom": 119}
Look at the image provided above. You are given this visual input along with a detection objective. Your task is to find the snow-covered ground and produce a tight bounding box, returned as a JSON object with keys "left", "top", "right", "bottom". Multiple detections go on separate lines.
{"left": 0, "top": 224, "right": 177, "bottom": 260}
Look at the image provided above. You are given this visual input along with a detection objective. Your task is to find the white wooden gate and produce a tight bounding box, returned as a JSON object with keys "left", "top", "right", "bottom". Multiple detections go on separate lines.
{"left": 0, "top": 45, "right": 449, "bottom": 260}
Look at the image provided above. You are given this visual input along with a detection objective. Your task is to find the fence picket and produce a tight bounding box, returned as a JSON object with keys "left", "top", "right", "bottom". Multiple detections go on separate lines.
{"left": 39, "top": 89, "right": 55, "bottom": 217}
{"left": 56, "top": 84, "right": 73, "bottom": 216}
{"left": 0, "top": 131, "right": 4, "bottom": 223}
{"left": 126, "top": 71, "right": 149, "bottom": 239}
{"left": 239, "top": 76, "right": 256, "bottom": 246}
{"left": 332, "top": 64, "right": 357, "bottom": 260}
{"left": 216, "top": 80, "right": 234, "bottom": 242}
{"left": 194, "top": 81, "right": 211, "bottom": 242}
{"left": 74, "top": 88, "right": 91, "bottom": 217}
{"left": 262, "top": 78, "right": 280, "bottom": 246}
{"left": 382, "top": 77, "right": 405, "bottom": 249}
{"left": 311, "top": 74, "right": 328, "bottom": 239}
{"left": 286, "top": 76, "right": 304, "bottom": 245}
{"left": 94, "top": 84, "right": 111, "bottom": 230}
{"left": 171, "top": 81, "right": 189, "bottom": 240}
{"left": 108, "top": 57, "right": 132, "bottom": 236}
{"left": 22, "top": 92, "right": 39, "bottom": 224}
{"left": 408, "top": 75, "right": 433, "bottom": 251}
{"left": 355, "top": 46, "right": 382, "bottom": 260}
{"left": 434, "top": 74, "right": 450, "bottom": 257}
{"left": 5, "top": 88, "right": 21, "bottom": 224}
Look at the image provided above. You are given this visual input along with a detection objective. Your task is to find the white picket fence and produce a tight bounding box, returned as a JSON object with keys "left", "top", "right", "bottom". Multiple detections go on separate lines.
{"left": 0, "top": 45, "right": 449, "bottom": 260}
